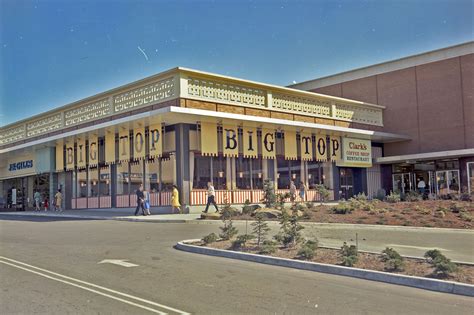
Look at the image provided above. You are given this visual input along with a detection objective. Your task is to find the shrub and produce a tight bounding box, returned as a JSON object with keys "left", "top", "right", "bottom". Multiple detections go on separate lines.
{"left": 259, "top": 240, "right": 277, "bottom": 255}
{"left": 332, "top": 202, "right": 354, "bottom": 214}
{"left": 232, "top": 234, "right": 254, "bottom": 250}
{"left": 460, "top": 212, "right": 473, "bottom": 222}
{"left": 386, "top": 191, "right": 401, "bottom": 203}
{"left": 424, "top": 249, "right": 458, "bottom": 277}
{"left": 202, "top": 233, "right": 218, "bottom": 244}
{"left": 381, "top": 247, "right": 404, "bottom": 271}
{"left": 315, "top": 184, "right": 330, "bottom": 204}
{"left": 297, "top": 239, "right": 318, "bottom": 260}
{"left": 340, "top": 242, "right": 358, "bottom": 267}
{"left": 242, "top": 199, "right": 253, "bottom": 215}
{"left": 305, "top": 202, "right": 316, "bottom": 211}
{"left": 449, "top": 203, "right": 464, "bottom": 213}
{"left": 251, "top": 212, "right": 271, "bottom": 247}
{"left": 362, "top": 202, "right": 375, "bottom": 212}
{"left": 262, "top": 179, "right": 277, "bottom": 208}
{"left": 374, "top": 189, "right": 386, "bottom": 201}
{"left": 405, "top": 191, "right": 422, "bottom": 202}
{"left": 460, "top": 192, "right": 472, "bottom": 202}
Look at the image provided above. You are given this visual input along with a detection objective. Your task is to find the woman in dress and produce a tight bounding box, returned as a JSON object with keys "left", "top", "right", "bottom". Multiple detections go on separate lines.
{"left": 171, "top": 185, "right": 181, "bottom": 214}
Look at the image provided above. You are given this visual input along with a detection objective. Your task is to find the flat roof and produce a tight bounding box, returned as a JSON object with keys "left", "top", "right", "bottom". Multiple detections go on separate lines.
{"left": 290, "top": 41, "right": 474, "bottom": 91}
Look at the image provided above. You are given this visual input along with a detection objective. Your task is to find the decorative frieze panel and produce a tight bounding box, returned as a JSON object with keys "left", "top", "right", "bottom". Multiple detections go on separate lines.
{"left": 0, "top": 125, "right": 26, "bottom": 145}
{"left": 334, "top": 103, "right": 383, "bottom": 126}
{"left": 272, "top": 94, "right": 332, "bottom": 117}
{"left": 65, "top": 99, "right": 110, "bottom": 126}
{"left": 187, "top": 77, "right": 266, "bottom": 108}
{"left": 114, "top": 77, "right": 175, "bottom": 113}
{"left": 26, "top": 114, "right": 62, "bottom": 137}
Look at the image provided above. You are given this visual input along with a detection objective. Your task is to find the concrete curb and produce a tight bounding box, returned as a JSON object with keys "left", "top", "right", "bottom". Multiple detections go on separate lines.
{"left": 176, "top": 239, "right": 474, "bottom": 297}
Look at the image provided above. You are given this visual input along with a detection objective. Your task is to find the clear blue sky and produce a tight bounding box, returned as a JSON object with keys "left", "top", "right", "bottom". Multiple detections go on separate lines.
{"left": 1, "top": 0, "right": 472, "bottom": 126}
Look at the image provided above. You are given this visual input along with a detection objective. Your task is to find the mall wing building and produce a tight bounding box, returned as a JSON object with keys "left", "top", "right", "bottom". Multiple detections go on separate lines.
{"left": 0, "top": 42, "right": 472, "bottom": 211}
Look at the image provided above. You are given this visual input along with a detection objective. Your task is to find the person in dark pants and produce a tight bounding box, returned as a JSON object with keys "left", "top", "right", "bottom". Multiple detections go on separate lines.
{"left": 203, "top": 182, "right": 219, "bottom": 213}
{"left": 134, "top": 184, "right": 147, "bottom": 216}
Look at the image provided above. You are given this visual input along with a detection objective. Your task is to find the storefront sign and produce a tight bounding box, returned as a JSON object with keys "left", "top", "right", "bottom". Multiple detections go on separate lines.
{"left": 133, "top": 127, "right": 146, "bottom": 159}
{"left": 261, "top": 128, "right": 275, "bottom": 159}
{"left": 118, "top": 128, "right": 130, "bottom": 161}
{"left": 105, "top": 129, "right": 116, "bottom": 164}
{"left": 148, "top": 123, "right": 162, "bottom": 158}
{"left": 8, "top": 160, "right": 33, "bottom": 171}
{"left": 65, "top": 138, "right": 75, "bottom": 170}
{"left": 330, "top": 136, "right": 341, "bottom": 162}
{"left": 284, "top": 130, "right": 297, "bottom": 160}
{"left": 300, "top": 132, "right": 313, "bottom": 161}
{"left": 76, "top": 137, "right": 87, "bottom": 169}
{"left": 88, "top": 133, "right": 99, "bottom": 167}
{"left": 223, "top": 124, "right": 238, "bottom": 157}
{"left": 200, "top": 122, "right": 218, "bottom": 156}
{"left": 55, "top": 140, "right": 64, "bottom": 171}
{"left": 315, "top": 134, "right": 327, "bottom": 161}
{"left": 243, "top": 127, "right": 257, "bottom": 158}
{"left": 339, "top": 138, "right": 372, "bottom": 167}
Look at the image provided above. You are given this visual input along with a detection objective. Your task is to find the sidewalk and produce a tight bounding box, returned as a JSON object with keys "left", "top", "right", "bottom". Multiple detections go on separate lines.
{"left": 0, "top": 209, "right": 201, "bottom": 223}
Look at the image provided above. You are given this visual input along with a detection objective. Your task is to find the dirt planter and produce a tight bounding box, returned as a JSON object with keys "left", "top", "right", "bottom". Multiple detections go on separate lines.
{"left": 176, "top": 239, "right": 474, "bottom": 297}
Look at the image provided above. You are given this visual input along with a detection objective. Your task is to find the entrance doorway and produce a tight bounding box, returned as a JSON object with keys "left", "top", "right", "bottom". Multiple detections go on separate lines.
{"left": 339, "top": 168, "right": 354, "bottom": 200}
{"left": 392, "top": 173, "right": 413, "bottom": 194}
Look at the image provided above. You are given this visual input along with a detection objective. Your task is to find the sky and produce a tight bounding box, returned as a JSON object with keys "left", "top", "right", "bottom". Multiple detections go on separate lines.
{"left": 0, "top": 0, "right": 472, "bottom": 126}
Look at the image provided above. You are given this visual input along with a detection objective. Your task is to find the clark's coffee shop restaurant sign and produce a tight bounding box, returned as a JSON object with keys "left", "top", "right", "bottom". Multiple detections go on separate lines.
{"left": 0, "top": 67, "right": 409, "bottom": 211}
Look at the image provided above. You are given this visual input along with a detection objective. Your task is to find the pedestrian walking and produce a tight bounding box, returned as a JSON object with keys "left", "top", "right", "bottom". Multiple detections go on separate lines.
{"left": 34, "top": 190, "right": 42, "bottom": 211}
{"left": 43, "top": 197, "right": 49, "bottom": 211}
{"left": 143, "top": 189, "right": 151, "bottom": 215}
{"left": 203, "top": 182, "right": 219, "bottom": 213}
{"left": 171, "top": 185, "right": 181, "bottom": 214}
{"left": 299, "top": 182, "right": 306, "bottom": 202}
{"left": 289, "top": 181, "right": 297, "bottom": 202}
{"left": 54, "top": 189, "right": 63, "bottom": 211}
{"left": 134, "top": 184, "right": 147, "bottom": 216}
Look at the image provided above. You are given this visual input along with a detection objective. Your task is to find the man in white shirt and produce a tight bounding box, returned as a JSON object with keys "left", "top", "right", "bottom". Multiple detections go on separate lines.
{"left": 203, "top": 182, "right": 219, "bottom": 213}
{"left": 417, "top": 178, "right": 426, "bottom": 194}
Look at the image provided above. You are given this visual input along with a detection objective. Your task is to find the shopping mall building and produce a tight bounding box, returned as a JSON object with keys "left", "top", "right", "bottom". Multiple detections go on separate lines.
{"left": 0, "top": 42, "right": 472, "bottom": 211}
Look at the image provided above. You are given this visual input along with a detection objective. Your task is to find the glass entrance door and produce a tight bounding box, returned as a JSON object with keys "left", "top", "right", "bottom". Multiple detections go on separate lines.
{"left": 392, "top": 173, "right": 413, "bottom": 194}
{"left": 436, "top": 170, "right": 460, "bottom": 195}
{"left": 339, "top": 168, "right": 354, "bottom": 200}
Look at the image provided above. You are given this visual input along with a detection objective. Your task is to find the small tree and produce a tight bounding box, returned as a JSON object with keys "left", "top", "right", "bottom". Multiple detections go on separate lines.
{"left": 251, "top": 212, "right": 271, "bottom": 247}
{"left": 262, "top": 179, "right": 277, "bottom": 208}
{"left": 219, "top": 204, "right": 238, "bottom": 240}
{"left": 274, "top": 209, "right": 304, "bottom": 247}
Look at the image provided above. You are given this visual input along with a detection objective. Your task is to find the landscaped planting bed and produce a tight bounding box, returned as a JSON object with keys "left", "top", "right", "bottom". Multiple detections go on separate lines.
{"left": 194, "top": 240, "right": 474, "bottom": 285}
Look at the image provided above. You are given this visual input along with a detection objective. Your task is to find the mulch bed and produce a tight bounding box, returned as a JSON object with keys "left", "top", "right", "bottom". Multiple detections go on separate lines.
{"left": 232, "top": 200, "right": 474, "bottom": 229}
{"left": 197, "top": 240, "right": 474, "bottom": 285}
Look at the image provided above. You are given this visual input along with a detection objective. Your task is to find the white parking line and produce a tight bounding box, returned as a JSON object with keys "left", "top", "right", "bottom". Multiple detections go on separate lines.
{"left": 0, "top": 256, "right": 190, "bottom": 315}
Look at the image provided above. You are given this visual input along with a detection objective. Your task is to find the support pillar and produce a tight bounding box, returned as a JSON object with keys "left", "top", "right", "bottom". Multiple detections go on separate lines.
{"left": 175, "top": 124, "right": 191, "bottom": 212}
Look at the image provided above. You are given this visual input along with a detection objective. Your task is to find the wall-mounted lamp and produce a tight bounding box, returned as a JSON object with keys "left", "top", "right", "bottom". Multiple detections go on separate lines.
{"left": 218, "top": 171, "right": 224, "bottom": 178}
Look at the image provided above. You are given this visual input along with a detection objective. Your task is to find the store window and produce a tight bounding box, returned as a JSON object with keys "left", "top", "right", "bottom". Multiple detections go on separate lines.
{"left": 130, "top": 160, "right": 144, "bottom": 193}
{"left": 99, "top": 166, "right": 111, "bottom": 196}
{"left": 308, "top": 161, "right": 324, "bottom": 189}
{"left": 468, "top": 162, "right": 474, "bottom": 194}
{"left": 289, "top": 160, "right": 302, "bottom": 187}
{"left": 193, "top": 155, "right": 211, "bottom": 189}
{"left": 145, "top": 158, "right": 160, "bottom": 193}
{"left": 276, "top": 157, "right": 290, "bottom": 189}
{"left": 116, "top": 162, "right": 129, "bottom": 195}
{"left": 252, "top": 158, "right": 264, "bottom": 190}
{"left": 436, "top": 170, "right": 460, "bottom": 195}
{"left": 88, "top": 167, "right": 99, "bottom": 197}
{"left": 236, "top": 157, "right": 251, "bottom": 189}
{"left": 77, "top": 169, "right": 87, "bottom": 198}
{"left": 212, "top": 156, "right": 227, "bottom": 190}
